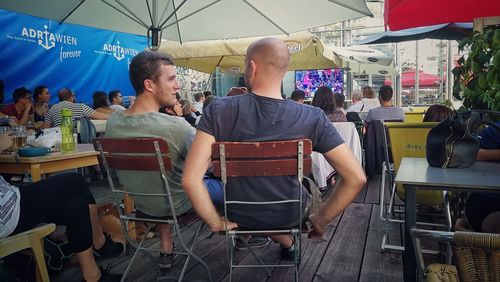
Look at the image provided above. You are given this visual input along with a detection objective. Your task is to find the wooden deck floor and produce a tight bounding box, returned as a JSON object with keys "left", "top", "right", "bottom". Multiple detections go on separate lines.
{"left": 54, "top": 175, "right": 407, "bottom": 282}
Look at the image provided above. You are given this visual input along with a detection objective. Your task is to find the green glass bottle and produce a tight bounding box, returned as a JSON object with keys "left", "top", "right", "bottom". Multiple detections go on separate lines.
{"left": 60, "top": 108, "right": 75, "bottom": 153}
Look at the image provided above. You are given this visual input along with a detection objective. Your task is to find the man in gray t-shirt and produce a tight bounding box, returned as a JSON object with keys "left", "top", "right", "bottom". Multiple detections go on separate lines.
{"left": 183, "top": 38, "right": 366, "bottom": 259}
{"left": 106, "top": 51, "right": 222, "bottom": 265}
{"left": 364, "top": 85, "right": 405, "bottom": 123}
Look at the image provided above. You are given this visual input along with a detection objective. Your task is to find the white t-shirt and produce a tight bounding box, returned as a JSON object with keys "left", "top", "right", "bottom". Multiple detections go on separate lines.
{"left": 0, "top": 176, "right": 20, "bottom": 238}
{"left": 110, "top": 104, "right": 127, "bottom": 112}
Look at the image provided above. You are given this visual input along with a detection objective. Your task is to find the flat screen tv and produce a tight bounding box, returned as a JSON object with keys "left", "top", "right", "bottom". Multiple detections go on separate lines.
{"left": 295, "top": 69, "right": 343, "bottom": 97}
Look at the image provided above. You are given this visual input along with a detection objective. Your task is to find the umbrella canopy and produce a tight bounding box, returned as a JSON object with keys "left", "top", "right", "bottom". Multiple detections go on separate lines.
{"left": 356, "top": 23, "right": 473, "bottom": 45}
{"left": 384, "top": 0, "right": 500, "bottom": 31}
{"left": 400, "top": 69, "right": 443, "bottom": 87}
{"left": 161, "top": 32, "right": 339, "bottom": 73}
{"left": 0, "top": 0, "right": 373, "bottom": 49}
{"left": 329, "top": 46, "right": 397, "bottom": 76}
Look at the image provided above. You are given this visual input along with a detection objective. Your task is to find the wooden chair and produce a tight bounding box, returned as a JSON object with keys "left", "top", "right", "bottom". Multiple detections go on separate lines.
{"left": 380, "top": 122, "right": 452, "bottom": 254}
{"left": 212, "top": 139, "right": 312, "bottom": 282}
{"left": 94, "top": 137, "right": 212, "bottom": 282}
{"left": 411, "top": 228, "right": 500, "bottom": 282}
{"left": 0, "top": 223, "right": 56, "bottom": 282}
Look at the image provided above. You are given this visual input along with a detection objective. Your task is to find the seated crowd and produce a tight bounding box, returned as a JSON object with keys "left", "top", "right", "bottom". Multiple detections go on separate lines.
{"left": 0, "top": 35, "right": 498, "bottom": 282}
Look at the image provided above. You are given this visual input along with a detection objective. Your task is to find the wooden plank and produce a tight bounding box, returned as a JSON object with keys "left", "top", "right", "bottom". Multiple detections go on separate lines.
{"left": 220, "top": 243, "right": 283, "bottom": 282}
{"left": 180, "top": 235, "right": 256, "bottom": 282}
{"left": 313, "top": 203, "right": 371, "bottom": 282}
{"left": 358, "top": 205, "right": 403, "bottom": 282}
{"left": 269, "top": 216, "right": 342, "bottom": 282}
{"left": 353, "top": 179, "right": 368, "bottom": 203}
{"left": 365, "top": 175, "right": 383, "bottom": 204}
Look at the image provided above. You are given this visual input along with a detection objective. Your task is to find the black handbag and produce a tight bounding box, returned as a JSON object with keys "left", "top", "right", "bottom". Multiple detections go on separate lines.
{"left": 426, "top": 110, "right": 499, "bottom": 168}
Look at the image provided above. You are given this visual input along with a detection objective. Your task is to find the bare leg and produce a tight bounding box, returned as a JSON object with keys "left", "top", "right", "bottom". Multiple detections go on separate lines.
{"left": 270, "top": 234, "right": 293, "bottom": 248}
{"left": 158, "top": 223, "right": 173, "bottom": 252}
{"left": 89, "top": 204, "right": 105, "bottom": 249}
{"left": 482, "top": 211, "right": 500, "bottom": 234}
{"left": 76, "top": 248, "right": 101, "bottom": 282}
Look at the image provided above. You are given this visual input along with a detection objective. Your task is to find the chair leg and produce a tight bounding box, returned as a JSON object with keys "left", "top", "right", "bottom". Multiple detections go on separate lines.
{"left": 380, "top": 164, "right": 387, "bottom": 219}
{"left": 239, "top": 236, "right": 272, "bottom": 276}
{"left": 443, "top": 191, "right": 453, "bottom": 265}
{"left": 29, "top": 235, "right": 50, "bottom": 282}
{"left": 121, "top": 224, "right": 153, "bottom": 282}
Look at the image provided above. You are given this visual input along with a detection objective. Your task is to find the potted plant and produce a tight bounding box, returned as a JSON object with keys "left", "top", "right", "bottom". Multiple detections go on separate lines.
{"left": 452, "top": 28, "right": 500, "bottom": 110}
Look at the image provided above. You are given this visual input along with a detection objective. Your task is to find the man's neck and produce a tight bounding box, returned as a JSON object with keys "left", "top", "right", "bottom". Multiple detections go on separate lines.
{"left": 381, "top": 101, "right": 392, "bottom": 107}
{"left": 124, "top": 94, "right": 159, "bottom": 115}
{"left": 251, "top": 85, "right": 283, "bottom": 100}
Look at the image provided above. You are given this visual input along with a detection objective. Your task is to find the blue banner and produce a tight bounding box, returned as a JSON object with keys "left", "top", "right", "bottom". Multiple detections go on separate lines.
{"left": 0, "top": 9, "right": 147, "bottom": 105}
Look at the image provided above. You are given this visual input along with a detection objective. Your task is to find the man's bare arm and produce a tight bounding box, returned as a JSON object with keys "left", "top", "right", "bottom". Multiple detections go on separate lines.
{"left": 309, "top": 144, "right": 366, "bottom": 238}
{"left": 182, "top": 130, "right": 238, "bottom": 232}
{"left": 477, "top": 149, "right": 500, "bottom": 161}
{"left": 90, "top": 111, "right": 110, "bottom": 120}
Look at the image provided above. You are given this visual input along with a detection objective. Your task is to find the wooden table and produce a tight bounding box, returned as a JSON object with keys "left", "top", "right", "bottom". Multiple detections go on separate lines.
{"left": 0, "top": 144, "right": 99, "bottom": 182}
{"left": 395, "top": 157, "right": 500, "bottom": 282}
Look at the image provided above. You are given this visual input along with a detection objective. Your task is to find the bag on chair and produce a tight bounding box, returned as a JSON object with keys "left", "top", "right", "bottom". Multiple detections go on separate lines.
{"left": 426, "top": 110, "right": 499, "bottom": 168}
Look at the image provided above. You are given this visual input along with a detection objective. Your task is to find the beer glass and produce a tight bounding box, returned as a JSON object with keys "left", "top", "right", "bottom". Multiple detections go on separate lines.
{"left": 12, "top": 125, "right": 27, "bottom": 152}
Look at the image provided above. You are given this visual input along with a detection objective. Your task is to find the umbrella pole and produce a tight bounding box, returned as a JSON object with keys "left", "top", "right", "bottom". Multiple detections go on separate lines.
{"left": 415, "top": 41, "right": 420, "bottom": 105}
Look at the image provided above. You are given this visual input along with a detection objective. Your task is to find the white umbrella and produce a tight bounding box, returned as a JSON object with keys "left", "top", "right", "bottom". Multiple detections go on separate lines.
{"left": 161, "top": 32, "right": 340, "bottom": 73}
{"left": 0, "top": 0, "right": 373, "bottom": 49}
{"left": 329, "top": 46, "right": 398, "bottom": 76}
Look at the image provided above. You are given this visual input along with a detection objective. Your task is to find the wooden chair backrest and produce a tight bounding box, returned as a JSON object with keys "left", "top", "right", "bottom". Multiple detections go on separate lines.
{"left": 211, "top": 139, "right": 312, "bottom": 177}
{"left": 94, "top": 137, "right": 172, "bottom": 172}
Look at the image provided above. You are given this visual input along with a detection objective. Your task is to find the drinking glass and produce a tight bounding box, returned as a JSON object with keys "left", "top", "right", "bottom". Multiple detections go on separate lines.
{"left": 12, "top": 125, "right": 27, "bottom": 152}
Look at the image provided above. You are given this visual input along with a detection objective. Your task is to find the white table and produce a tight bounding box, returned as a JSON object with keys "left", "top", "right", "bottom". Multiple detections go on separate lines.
{"left": 395, "top": 157, "right": 500, "bottom": 282}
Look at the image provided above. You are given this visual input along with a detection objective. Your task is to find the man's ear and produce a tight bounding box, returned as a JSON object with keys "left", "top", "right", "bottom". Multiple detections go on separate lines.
{"left": 144, "top": 79, "right": 155, "bottom": 94}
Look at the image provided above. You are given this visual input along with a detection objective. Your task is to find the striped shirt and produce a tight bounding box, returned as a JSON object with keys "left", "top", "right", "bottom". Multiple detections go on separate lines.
{"left": 0, "top": 176, "right": 20, "bottom": 238}
{"left": 45, "top": 101, "right": 95, "bottom": 127}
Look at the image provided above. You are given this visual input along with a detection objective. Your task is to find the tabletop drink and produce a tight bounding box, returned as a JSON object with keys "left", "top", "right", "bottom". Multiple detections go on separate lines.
{"left": 12, "top": 125, "right": 27, "bottom": 153}
{"left": 61, "top": 109, "right": 75, "bottom": 153}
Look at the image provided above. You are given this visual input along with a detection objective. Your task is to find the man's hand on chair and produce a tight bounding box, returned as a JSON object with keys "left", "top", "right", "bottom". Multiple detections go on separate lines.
{"left": 308, "top": 213, "right": 328, "bottom": 240}
{"left": 210, "top": 217, "right": 238, "bottom": 232}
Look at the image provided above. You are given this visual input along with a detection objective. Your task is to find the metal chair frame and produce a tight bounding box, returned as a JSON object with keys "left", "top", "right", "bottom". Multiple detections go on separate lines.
{"left": 95, "top": 137, "right": 212, "bottom": 282}
{"left": 212, "top": 139, "right": 312, "bottom": 282}
{"left": 378, "top": 121, "right": 452, "bottom": 255}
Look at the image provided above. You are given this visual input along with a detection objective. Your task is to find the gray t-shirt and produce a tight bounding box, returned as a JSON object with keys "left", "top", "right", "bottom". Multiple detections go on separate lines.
{"left": 198, "top": 93, "right": 344, "bottom": 228}
{"left": 364, "top": 106, "right": 405, "bottom": 123}
{"left": 106, "top": 111, "right": 195, "bottom": 217}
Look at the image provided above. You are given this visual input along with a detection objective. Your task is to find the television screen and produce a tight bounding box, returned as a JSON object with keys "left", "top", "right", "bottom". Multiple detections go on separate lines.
{"left": 295, "top": 69, "right": 344, "bottom": 97}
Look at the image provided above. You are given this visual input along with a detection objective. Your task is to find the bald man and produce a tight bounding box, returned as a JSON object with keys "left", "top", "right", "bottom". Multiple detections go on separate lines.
{"left": 182, "top": 38, "right": 366, "bottom": 259}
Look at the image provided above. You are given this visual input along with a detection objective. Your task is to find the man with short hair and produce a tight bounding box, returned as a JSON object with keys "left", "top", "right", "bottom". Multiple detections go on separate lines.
{"left": 108, "top": 90, "right": 126, "bottom": 112}
{"left": 182, "top": 38, "right": 366, "bottom": 259}
{"left": 364, "top": 85, "right": 404, "bottom": 123}
{"left": 106, "top": 51, "right": 224, "bottom": 269}
{"left": 1, "top": 87, "right": 33, "bottom": 125}
{"left": 290, "top": 89, "right": 305, "bottom": 103}
{"left": 193, "top": 92, "right": 205, "bottom": 113}
{"left": 43, "top": 88, "right": 109, "bottom": 128}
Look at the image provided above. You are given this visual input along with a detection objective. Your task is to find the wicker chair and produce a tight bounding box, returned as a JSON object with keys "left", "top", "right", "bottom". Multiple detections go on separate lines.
{"left": 411, "top": 228, "right": 500, "bottom": 282}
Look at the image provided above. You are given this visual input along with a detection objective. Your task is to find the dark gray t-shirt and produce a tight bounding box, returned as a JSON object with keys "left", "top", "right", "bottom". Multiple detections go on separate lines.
{"left": 198, "top": 93, "right": 344, "bottom": 228}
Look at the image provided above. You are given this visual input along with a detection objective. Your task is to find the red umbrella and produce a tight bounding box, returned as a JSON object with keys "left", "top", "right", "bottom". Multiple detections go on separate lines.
{"left": 401, "top": 69, "right": 443, "bottom": 87}
{"left": 384, "top": 0, "right": 500, "bottom": 31}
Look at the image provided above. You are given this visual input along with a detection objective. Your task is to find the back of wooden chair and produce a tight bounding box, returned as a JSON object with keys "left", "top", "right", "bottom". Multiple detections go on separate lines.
{"left": 94, "top": 137, "right": 172, "bottom": 172}
{"left": 94, "top": 137, "right": 212, "bottom": 281}
{"left": 211, "top": 139, "right": 312, "bottom": 281}
{"left": 0, "top": 223, "right": 56, "bottom": 282}
{"left": 212, "top": 139, "right": 312, "bottom": 179}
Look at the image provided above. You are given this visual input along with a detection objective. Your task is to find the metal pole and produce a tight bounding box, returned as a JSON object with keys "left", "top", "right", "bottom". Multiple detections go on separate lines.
{"left": 395, "top": 43, "right": 402, "bottom": 107}
{"left": 438, "top": 40, "right": 444, "bottom": 102}
{"left": 415, "top": 41, "right": 420, "bottom": 105}
{"left": 447, "top": 41, "right": 453, "bottom": 102}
